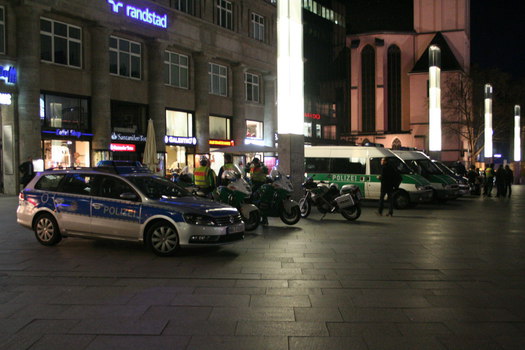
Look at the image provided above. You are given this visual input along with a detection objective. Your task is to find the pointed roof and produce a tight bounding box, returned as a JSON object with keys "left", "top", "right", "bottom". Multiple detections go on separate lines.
{"left": 411, "top": 32, "right": 463, "bottom": 73}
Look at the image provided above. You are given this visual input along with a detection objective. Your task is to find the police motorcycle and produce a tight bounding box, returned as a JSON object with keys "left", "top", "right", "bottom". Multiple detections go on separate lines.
{"left": 250, "top": 166, "right": 301, "bottom": 225}
{"left": 298, "top": 177, "right": 362, "bottom": 221}
{"left": 215, "top": 167, "right": 261, "bottom": 231}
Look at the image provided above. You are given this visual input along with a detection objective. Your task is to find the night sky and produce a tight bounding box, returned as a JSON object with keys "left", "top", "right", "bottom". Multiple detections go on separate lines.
{"left": 346, "top": 0, "right": 525, "bottom": 80}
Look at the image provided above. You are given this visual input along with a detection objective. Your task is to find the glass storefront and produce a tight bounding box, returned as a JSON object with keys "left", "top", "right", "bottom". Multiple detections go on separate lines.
{"left": 42, "top": 139, "right": 90, "bottom": 169}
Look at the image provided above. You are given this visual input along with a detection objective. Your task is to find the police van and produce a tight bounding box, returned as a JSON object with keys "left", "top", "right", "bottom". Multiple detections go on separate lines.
{"left": 17, "top": 168, "right": 244, "bottom": 256}
{"left": 304, "top": 145, "right": 434, "bottom": 209}
{"left": 391, "top": 150, "right": 459, "bottom": 200}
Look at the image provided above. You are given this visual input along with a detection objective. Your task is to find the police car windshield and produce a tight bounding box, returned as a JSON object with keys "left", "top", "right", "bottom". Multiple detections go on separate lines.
{"left": 388, "top": 157, "right": 412, "bottom": 174}
{"left": 126, "top": 175, "right": 192, "bottom": 199}
{"left": 414, "top": 159, "right": 442, "bottom": 175}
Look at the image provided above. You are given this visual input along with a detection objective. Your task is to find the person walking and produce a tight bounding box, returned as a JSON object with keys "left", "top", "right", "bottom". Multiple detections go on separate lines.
{"left": 504, "top": 165, "right": 514, "bottom": 197}
{"left": 377, "top": 157, "right": 401, "bottom": 217}
{"left": 495, "top": 164, "right": 506, "bottom": 197}
{"left": 19, "top": 156, "right": 35, "bottom": 188}
{"left": 193, "top": 157, "right": 216, "bottom": 196}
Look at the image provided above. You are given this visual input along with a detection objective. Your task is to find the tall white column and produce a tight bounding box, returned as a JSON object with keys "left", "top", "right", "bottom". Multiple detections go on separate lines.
{"left": 484, "top": 84, "right": 493, "bottom": 159}
{"left": 514, "top": 105, "right": 521, "bottom": 162}
{"left": 428, "top": 45, "right": 441, "bottom": 153}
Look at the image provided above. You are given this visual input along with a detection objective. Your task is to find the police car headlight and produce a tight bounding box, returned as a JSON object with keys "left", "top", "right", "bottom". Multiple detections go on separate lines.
{"left": 183, "top": 214, "right": 216, "bottom": 226}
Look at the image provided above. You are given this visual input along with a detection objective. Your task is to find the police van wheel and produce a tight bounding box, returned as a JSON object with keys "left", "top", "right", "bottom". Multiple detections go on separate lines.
{"left": 146, "top": 221, "right": 180, "bottom": 256}
{"left": 393, "top": 191, "right": 410, "bottom": 209}
{"left": 33, "top": 213, "right": 62, "bottom": 246}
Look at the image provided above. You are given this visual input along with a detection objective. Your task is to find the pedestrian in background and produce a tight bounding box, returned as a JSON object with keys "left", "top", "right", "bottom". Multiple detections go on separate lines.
{"left": 193, "top": 157, "right": 216, "bottom": 196}
{"left": 495, "top": 164, "right": 506, "bottom": 197}
{"left": 377, "top": 157, "right": 401, "bottom": 217}
{"left": 504, "top": 165, "right": 514, "bottom": 197}
{"left": 483, "top": 164, "right": 494, "bottom": 197}
{"left": 19, "top": 156, "right": 35, "bottom": 188}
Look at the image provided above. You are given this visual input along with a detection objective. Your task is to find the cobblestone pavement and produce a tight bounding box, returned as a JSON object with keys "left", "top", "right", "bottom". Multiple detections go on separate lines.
{"left": 1, "top": 186, "right": 524, "bottom": 350}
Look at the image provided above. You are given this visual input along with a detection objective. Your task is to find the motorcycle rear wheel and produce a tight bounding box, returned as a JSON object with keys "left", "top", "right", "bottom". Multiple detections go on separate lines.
{"left": 298, "top": 197, "right": 311, "bottom": 218}
{"left": 280, "top": 205, "right": 301, "bottom": 225}
{"left": 341, "top": 205, "right": 361, "bottom": 221}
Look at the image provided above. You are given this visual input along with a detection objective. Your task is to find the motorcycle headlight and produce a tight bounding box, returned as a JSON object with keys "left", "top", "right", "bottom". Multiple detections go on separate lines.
{"left": 183, "top": 214, "right": 216, "bottom": 226}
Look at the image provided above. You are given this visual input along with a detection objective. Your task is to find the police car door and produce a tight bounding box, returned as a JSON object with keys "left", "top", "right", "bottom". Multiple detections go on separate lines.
{"left": 54, "top": 173, "right": 94, "bottom": 234}
{"left": 90, "top": 175, "right": 141, "bottom": 239}
{"left": 366, "top": 158, "right": 382, "bottom": 199}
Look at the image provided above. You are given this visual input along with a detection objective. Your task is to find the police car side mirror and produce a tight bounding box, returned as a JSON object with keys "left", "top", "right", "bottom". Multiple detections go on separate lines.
{"left": 120, "top": 192, "right": 138, "bottom": 201}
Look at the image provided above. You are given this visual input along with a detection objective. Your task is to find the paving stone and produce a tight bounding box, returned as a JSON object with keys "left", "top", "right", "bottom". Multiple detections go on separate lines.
{"left": 28, "top": 334, "right": 95, "bottom": 350}
{"left": 236, "top": 321, "right": 329, "bottom": 336}
{"left": 140, "top": 306, "right": 211, "bottom": 321}
{"left": 186, "top": 336, "right": 288, "bottom": 350}
{"left": 250, "top": 295, "right": 311, "bottom": 307}
{"left": 162, "top": 320, "right": 237, "bottom": 336}
{"left": 85, "top": 335, "right": 189, "bottom": 350}
{"left": 69, "top": 319, "right": 166, "bottom": 335}
{"left": 294, "top": 307, "right": 343, "bottom": 322}
{"left": 289, "top": 336, "right": 368, "bottom": 350}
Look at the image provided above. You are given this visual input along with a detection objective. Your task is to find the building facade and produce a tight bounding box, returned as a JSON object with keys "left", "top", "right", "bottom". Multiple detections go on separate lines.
{"left": 0, "top": 0, "right": 277, "bottom": 194}
{"left": 346, "top": 0, "right": 470, "bottom": 163}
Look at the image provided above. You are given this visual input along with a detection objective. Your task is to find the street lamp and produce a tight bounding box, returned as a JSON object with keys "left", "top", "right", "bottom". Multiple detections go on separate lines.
{"left": 484, "top": 84, "right": 493, "bottom": 159}
{"left": 428, "top": 45, "right": 441, "bottom": 153}
{"left": 515, "top": 105, "right": 521, "bottom": 162}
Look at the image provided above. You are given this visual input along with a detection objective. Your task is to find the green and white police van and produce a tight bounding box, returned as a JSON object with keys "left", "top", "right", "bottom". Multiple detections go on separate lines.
{"left": 391, "top": 150, "right": 459, "bottom": 201}
{"left": 304, "top": 146, "right": 434, "bottom": 209}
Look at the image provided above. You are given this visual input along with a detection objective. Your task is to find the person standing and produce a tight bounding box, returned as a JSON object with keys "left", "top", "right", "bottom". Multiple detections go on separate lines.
{"left": 377, "top": 157, "right": 401, "bottom": 217}
{"left": 249, "top": 157, "right": 268, "bottom": 193}
{"left": 19, "top": 156, "right": 35, "bottom": 188}
{"left": 467, "top": 165, "right": 480, "bottom": 195}
{"left": 193, "top": 157, "right": 216, "bottom": 196}
{"left": 504, "top": 165, "right": 514, "bottom": 197}
{"left": 495, "top": 164, "right": 506, "bottom": 197}
{"left": 217, "top": 154, "right": 238, "bottom": 186}
{"left": 484, "top": 164, "right": 494, "bottom": 197}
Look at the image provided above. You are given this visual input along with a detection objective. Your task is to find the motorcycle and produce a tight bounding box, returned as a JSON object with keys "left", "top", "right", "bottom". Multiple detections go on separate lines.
{"left": 298, "top": 177, "right": 362, "bottom": 221}
{"left": 215, "top": 168, "right": 261, "bottom": 231}
{"left": 250, "top": 166, "right": 301, "bottom": 225}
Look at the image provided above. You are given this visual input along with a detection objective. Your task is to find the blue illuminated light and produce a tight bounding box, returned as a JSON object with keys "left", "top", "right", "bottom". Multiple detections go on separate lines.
{"left": 0, "top": 66, "right": 17, "bottom": 84}
{"left": 42, "top": 129, "right": 94, "bottom": 138}
{"left": 107, "top": 0, "right": 168, "bottom": 29}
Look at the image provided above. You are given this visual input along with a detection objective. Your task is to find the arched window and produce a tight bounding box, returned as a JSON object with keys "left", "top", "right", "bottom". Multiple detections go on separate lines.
{"left": 361, "top": 45, "right": 375, "bottom": 132}
{"left": 387, "top": 45, "right": 401, "bottom": 132}
{"left": 391, "top": 138, "right": 402, "bottom": 150}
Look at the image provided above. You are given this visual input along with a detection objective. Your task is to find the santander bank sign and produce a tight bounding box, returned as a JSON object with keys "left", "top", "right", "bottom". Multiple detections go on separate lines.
{"left": 107, "top": 0, "right": 168, "bottom": 29}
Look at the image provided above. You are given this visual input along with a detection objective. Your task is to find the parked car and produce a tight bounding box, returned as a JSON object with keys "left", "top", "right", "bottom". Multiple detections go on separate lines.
{"left": 432, "top": 160, "right": 470, "bottom": 196}
{"left": 17, "top": 168, "right": 244, "bottom": 256}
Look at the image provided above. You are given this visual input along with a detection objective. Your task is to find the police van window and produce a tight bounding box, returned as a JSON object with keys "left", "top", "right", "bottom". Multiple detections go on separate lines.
{"left": 97, "top": 176, "right": 138, "bottom": 200}
{"left": 305, "top": 157, "right": 329, "bottom": 172}
{"left": 35, "top": 174, "right": 65, "bottom": 191}
{"left": 369, "top": 158, "right": 382, "bottom": 174}
{"left": 60, "top": 174, "right": 94, "bottom": 196}
{"left": 329, "top": 157, "right": 366, "bottom": 174}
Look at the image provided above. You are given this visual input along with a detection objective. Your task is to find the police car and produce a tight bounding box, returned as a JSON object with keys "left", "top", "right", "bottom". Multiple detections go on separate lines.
{"left": 17, "top": 168, "right": 245, "bottom": 256}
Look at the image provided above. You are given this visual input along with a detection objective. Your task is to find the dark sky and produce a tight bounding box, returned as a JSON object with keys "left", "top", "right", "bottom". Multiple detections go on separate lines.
{"left": 346, "top": 0, "right": 525, "bottom": 79}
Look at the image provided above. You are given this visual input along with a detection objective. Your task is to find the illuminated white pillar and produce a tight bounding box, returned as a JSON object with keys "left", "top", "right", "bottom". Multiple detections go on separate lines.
{"left": 484, "top": 84, "right": 493, "bottom": 158}
{"left": 277, "top": 0, "right": 304, "bottom": 135}
{"left": 428, "top": 45, "right": 441, "bottom": 151}
{"left": 515, "top": 105, "right": 521, "bottom": 162}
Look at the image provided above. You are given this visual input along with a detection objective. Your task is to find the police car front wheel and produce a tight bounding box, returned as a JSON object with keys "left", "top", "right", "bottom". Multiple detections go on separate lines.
{"left": 146, "top": 221, "right": 180, "bottom": 256}
{"left": 33, "top": 213, "right": 62, "bottom": 246}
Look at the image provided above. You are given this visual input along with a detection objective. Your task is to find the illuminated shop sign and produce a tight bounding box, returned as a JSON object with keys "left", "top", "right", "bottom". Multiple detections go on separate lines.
{"left": 110, "top": 143, "right": 136, "bottom": 152}
{"left": 209, "top": 139, "right": 234, "bottom": 147}
{"left": 0, "top": 93, "right": 12, "bottom": 105}
{"left": 107, "top": 0, "right": 168, "bottom": 28}
{"left": 164, "top": 135, "right": 197, "bottom": 145}
{"left": 305, "top": 113, "right": 321, "bottom": 120}
{"left": 111, "top": 132, "right": 146, "bottom": 142}
{"left": 42, "top": 129, "right": 93, "bottom": 138}
{"left": 0, "top": 66, "right": 17, "bottom": 84}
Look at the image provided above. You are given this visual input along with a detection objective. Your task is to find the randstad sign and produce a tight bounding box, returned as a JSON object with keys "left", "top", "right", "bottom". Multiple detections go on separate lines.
{"left": 107, "top": 0, "right": 168, "bottom": 29}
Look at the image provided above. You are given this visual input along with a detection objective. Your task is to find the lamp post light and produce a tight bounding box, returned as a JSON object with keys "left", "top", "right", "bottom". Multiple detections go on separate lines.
{"left": 428, "top": 45, "right": 441, "bottom": 158}
{"left": 514, "top": 105, "right": 521, "bottom": 162}
{"left": 484, "top": 84, "right": 493, "bottom": 161}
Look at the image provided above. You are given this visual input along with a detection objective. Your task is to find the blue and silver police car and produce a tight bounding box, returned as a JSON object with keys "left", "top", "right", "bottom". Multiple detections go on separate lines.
{"left": 17, "top": 168, "right": 244, "bottom": 256}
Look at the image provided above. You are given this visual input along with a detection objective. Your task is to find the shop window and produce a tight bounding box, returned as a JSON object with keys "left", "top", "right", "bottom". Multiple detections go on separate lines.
{"left": 304, "top": 122, "right": 312, "bottom": 137}
{"left": 208, "top": 63, "right": 228, "bottom": 96}
{"left": 362, "top": 45, "right": 376, "bottom": 132}
{"left": 209, "top": 115, "right": 230, "bottom": 139}
{"left": 245, "top": 73, "right": 260, "bottom": 103}
{"left": 323, "top": 125, "right": 336, "bottom": 140}
{"left": 0, "top": 6, "right": 5, "bottom": 54}
{"left": 387, "top": 45, "right": 402, "bottom": 132}
{"left": 216, "top": 0, "right": 233, "bottom": 30}
{"left": 40, "top": 94, "right": 89, "bottom": 130}
{"left": 111, "top": 101, "right": 147, "bottom": 135}
{"left": 246, "top": 120, "right": 263, "bottom": 139}
{"left": 43, "top": 140, "right": 90, "bottom": 169}
{"left": 40, "top": 17, "right": 82, "bottom": 68}
{"left": 166, "top": 110, "right": 192, "bottom": 136}
{"left": 170, "top": 0, "right": 194, "bottom": 15}
{"left": 164, "top": 51, "right": 189, "bottom": 88}
{"left": 251, "top": 13, "right": 265, "bottom": 42}
{"left": 315, "top": 124, "right": 321, "bottom": 138}
{"left": 109, "top": 36, "right": 141, "bottom": 79}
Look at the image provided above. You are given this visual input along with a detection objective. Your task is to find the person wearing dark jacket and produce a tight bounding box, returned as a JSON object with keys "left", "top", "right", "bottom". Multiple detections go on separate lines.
{"left": 19, "top": 156, "right": 35, "bottom": 188}
{"left": 377, "top": 157, "right": 401, "bottom": 217}
{"left": 495, "top": 164, "right": 506, "bottom": 197}
{"left": 504, "top": 165, "right": 514, "bottom": 197}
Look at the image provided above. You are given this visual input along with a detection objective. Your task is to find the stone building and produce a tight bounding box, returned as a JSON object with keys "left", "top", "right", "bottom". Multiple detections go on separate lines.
{"left": 0, "top": 0, "right": 277, "bottom": 194}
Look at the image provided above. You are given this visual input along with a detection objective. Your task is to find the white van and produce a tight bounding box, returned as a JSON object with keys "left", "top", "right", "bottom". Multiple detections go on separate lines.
{"left": 391, "top": 150, "right": 459, "bottom": 200}
{"left": 304, "top": 146, "right": 433, "bottom": 208}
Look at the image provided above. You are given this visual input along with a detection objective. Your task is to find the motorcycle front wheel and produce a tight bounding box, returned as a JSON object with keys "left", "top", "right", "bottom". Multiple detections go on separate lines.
{"left": 298, "top": 197, "right": 311, "bottom": 218}
{"left": 341, "top": 205, "right": 361, "bottom": 221}
{"left": 280, "top": 205, "right": 301, "bottom": 225}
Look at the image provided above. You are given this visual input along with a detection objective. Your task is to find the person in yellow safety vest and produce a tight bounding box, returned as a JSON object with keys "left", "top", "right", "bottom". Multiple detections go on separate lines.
{"left": 217, "top": 154, "right": 238, "bottom": 186}
{"left": 249, "top": 157, "right": 268, "bottom": 193}
{"left": 193, "top": 157, "right": 216, "bottom": 195}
